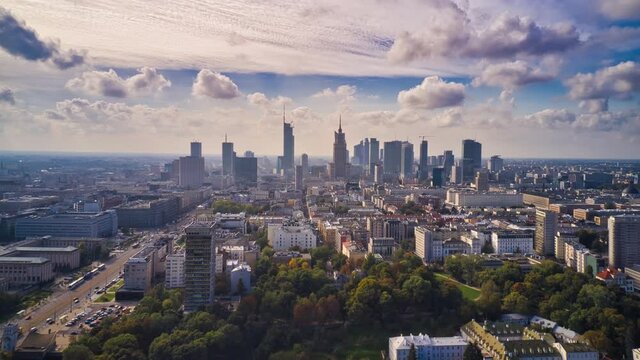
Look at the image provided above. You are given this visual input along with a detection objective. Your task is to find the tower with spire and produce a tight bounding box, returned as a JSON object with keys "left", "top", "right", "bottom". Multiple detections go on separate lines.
{"left": 281, "top": 105, "right": 295, "bottom": 174}
{"left": 332, "top": 115, "right": 348, "bottom": 180}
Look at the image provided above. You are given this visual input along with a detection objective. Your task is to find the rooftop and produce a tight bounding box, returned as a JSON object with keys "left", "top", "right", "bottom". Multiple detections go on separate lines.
{"left": 0, "top": 257, "right": 50, "bottom": 264}
{"left": 389, "top": 333, "right": 467, "bottom": 349}
{"left": 14, "top": 246, "right": 78, "bottom": 252}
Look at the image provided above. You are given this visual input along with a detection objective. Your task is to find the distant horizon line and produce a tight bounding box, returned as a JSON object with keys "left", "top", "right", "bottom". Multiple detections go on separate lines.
{"left": 0, "top": 149, "right": 639, "bottom": 162}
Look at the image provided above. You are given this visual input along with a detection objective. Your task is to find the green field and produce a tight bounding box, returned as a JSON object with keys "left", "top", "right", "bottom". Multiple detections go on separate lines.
{"left": 95, "top": 279, "right": 124, "bottom": 302}
{"left": 434, "top": 273, "right": 481, "bottom": 301}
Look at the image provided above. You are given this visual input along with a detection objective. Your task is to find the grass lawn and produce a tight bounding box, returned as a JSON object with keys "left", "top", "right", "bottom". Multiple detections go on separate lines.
{"left": 434, "top": 273, "right": 481, "bottom": 301}
{"left": 96, "top": 279, "right": 124, "bottom": 302}
{"left": 21, "top": 289, "right": 53, "bottom": 308}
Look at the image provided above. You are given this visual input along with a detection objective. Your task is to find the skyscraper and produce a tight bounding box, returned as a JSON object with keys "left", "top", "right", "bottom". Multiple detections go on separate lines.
{"left": 222, "top": 135, "right": 234, "bottom": 176}
{"left": 300, "top": 153, "right": 309, "bottom": 176}
{"left": 608, "top": 215, "right": 640, "bottom": 269}
{"left": 401, "top": 141, "right": 414, "bottom": 180}
{"left": 332, "top": 116, "right": 348, "bottom": 179}
{"left": 233, "top": 156, "right": 257, "bottom": 188}
{"left": 383, "top": 141, "right": 402, "bottom": 178}
{"left": 432, "top": 167, "right": 444, "bottom": 187}
{"left": 462, "top": 139, "right": 482, "bottom": 182}
{"left": 179, "top": 141, "right": 205, "bottom": 189}
{"left": 535, "top": 209, "right": 557, "bottom": 256}
{"left": 369, "top": 138, "right": 380, "bottom": 168}
{"left": 419, "top": 140, "right": 428, "bottom": 181}
{"left": 475, "top": 170, "right": 489, "bottom": 191}
{"left": 443, "top": 150, "right": 454, "bottom": 181}
{"left": 184, "top": 222, "right": 215, "bottom": 312}
{"left": 295, "top": 165, "right": 303, "bottom": 191}
{"left": 283, "top": 109, "right": 295, "bottom": 173}
{"left": 488, "top": 155, "right": 504, "bottom": 173}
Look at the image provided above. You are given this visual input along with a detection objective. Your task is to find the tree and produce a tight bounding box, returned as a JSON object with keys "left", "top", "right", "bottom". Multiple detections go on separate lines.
{"left": 63, "top": 344, "right": 94, "bottom": 360}
{"left": 477, "top": 280, "right": 502, "bottom": 319}
{"left": 102, "top": 333, "right": 145, "bottom": 360}
{"left": 293, "top": 298, "right": 315, "bottom": 327}
{"left": 463, "top": 344, "right": 483, "bottom": 360}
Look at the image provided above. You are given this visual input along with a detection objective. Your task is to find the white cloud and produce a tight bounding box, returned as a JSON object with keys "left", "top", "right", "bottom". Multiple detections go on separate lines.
{"left": 0, "top": 88, "right": 15, "bottom": 105}
{"left": 472, "top": 61, "right": 554, "bottom": 90}
{"left": 312, "top": 85, "right": 357, "bottom": 103}
{"left": 397, "top": 76, "right": 465, "bottom": 109}
{"left": 192, "top": 69, "right": 241, "bottom": 99}
{"left": 66, "top": 67, "right": 171, "bottom": 98}
{"left": 599, "top": 0, "right": 640, "bottom": 20}
{"left": 565, "top": 61, "right": 640, "bottom": 101}
{"left": 579, "top": 99, "right": 608, "bottom": 114}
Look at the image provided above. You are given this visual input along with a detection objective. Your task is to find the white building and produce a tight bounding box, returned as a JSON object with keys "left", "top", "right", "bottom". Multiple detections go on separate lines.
{"left": 564, "top": 240, "right": 586, "bottom": 269}
{"left": 415, "top": 227, "right": 461, "bottom": 263}
{"left": 554, "top": 232, "right": 578, "bottom": 261}
{"left": 446, "top": 189, "right": 523, "bottom": 207}
{"left": 491, "top": 231, "right": 534, "bottom": 254}
{"left": 123, "top": 246, "right": 156, "bottom": 291}
{"left": 389, "top": 333, "right": 467, "bottom": 360}
{"left": 461, "top": 235, "right": 482, "bottom": 254}
{"left": 368, "top": 237, "right": 397, "bottom": 258}
{"left": 165, "top": 253, "right": 185, "bottom": 288}
{"left": 230, "top": 263, "right": 251, "bottom": 294}
{"left": 268, "top": 221, "right": 317, "bottom": 251}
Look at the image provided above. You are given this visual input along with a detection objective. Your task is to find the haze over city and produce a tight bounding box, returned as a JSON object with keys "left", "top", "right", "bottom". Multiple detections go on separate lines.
{"left": 0, "top": 0, "right": 639, "bottom": 158}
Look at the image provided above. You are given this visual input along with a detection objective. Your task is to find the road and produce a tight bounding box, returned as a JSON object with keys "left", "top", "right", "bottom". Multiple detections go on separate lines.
{"left": 18, "top": 245, "right": 140, "bottom": 332}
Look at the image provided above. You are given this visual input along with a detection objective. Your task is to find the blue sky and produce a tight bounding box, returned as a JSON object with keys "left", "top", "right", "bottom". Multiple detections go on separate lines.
{"left": 0, "top": 0, "right": 639, "bottom": 158}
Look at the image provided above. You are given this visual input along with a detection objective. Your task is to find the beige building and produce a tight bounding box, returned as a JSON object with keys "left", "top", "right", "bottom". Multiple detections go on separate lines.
{"left": 9, "top": 246, "right": 80, "bottom": 272}
{"left": 0, "top": 257, "right": 54, "bottom": 287}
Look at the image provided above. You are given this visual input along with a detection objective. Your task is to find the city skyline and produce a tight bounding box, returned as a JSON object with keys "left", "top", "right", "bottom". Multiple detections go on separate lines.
{"left": 1, "top": 1, "right": 639, "bottom": 158}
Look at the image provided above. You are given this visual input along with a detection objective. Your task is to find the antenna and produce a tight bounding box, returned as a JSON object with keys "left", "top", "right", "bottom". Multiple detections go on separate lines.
{"left": 225, "top": 133, "right": 227, "bottom": 142}
{"left": 339, "top": 114, "right": 342, "bottom": 132}
{"left": 283, "top": 104, "right": 286, "bottom": 123}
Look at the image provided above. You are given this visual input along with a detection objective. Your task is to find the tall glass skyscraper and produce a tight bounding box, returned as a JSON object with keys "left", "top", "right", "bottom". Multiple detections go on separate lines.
{"left": 282, "top": 111, "right": 295, "bottom": 173}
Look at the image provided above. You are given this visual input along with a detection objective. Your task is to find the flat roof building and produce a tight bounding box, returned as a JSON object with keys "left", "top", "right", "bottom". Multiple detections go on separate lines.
{"left": 15, "top": 210, "right": 117, "bottom": 239}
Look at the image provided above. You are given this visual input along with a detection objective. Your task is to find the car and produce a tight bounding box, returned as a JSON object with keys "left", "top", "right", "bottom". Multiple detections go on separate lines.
{"left": 73, "top": 298, "right": 80, "bottom": 303}
{"left": 25, "top": 315, "right": 31, "bottom": 320}
{"left": 29, "top": 327, "right": 37, "bottom": 333}
{"left": 46, "top": 318, "right": 54, "bottom": 324}
{"left": 96, "top": 290, "right": 104, "bottom": 294}
{"left": 65, "top": 322, "right": 74, "bottom": 327}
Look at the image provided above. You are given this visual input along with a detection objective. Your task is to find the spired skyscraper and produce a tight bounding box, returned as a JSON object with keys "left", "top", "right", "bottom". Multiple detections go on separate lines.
{"left": 282, "top": 107, "right": 295, "bottom": 174}
{"left": 332, "top": 116, "right": 348, "bottom": 180}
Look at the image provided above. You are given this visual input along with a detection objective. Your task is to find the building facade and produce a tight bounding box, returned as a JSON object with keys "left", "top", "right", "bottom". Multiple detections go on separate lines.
{"left": 15, "top": 210, "right": 118, "bottom": 239}
{"left": 184, "top": 222, "right": 216, "bottom": 312}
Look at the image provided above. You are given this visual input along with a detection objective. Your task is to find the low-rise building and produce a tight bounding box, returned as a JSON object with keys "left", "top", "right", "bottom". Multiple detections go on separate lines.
{"left": 0, "top": 257, "right": 54, "bottom": 287}
{"left": 123, "top": 246, "right": 156, "bottom": 291}
{"left": 596, "top": 268, "right": 634, "bottom": 293}
{"left": 491, "top": 231, "right": 534, "bottom": 255}
{"left": 368, "top": 237, "right": 397, "bottom": 258}
{"left": 3, "top": 246, "right": 80, "bottom": 272}
{"left": 15, "top": 210, "right": 117, "bottom": 239}
{"left": 388, "top": 333, "right": 467, "bottom": 360}
{"left": 230, "top": 264, "right": 251, "bottom": 294}
{"left": 268, "top": 220, "right": 317, "bottom": 251}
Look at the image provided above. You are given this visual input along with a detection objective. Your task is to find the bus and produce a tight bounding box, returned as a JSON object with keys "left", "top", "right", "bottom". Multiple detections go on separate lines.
{"left": 90, "top": 268, "right": 100, "bottom": 277}
{"left": 97, "top": 263, "right": 106, "bottom": 271}
{"left": 68, "top": 278, "right": 84, "bottom": 290}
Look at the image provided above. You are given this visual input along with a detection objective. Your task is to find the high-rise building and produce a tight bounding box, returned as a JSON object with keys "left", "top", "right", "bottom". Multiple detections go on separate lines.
{"left": 332, "top": 117, "right": 348, "bottom": 179}
{"left": 475, "top": 170, "right": 489, "bottom": 192}
{"left": 282, "top": 110, "right": 295, "bottom": 173}
{"left": 383, "top": 141, "right": 402, "bottom": 178}
{"left": 488, "top": 155, "right": 504, "bottom": 173}
{"left": 462, "top": 139, "right": 482, "bottom": 182}
{"left": 184, "top": 222, "right": 216, "bottom": 312}
{"left": 369, "top": 138, "right": 380, "bottom": 169}
{"left": 401, "top": 141, "right": 414, "bottom": 180}
{"left": 535, "top": 209, "right": 557, "bottom": 256}
{"left": 222, "top": 135, "right": 234, "bottom": 176}
{"left": 363, "top": 138, "right": 370, "bottom": 171}
{"left": 233, "top": 156, "right": 258, "bottom": 188}
{"left": 353, "top": 142, "right": 363, "bottom": 165}
{"left": 244, "top": 150, "right": 254, "bottom": 158}
{"left": 432, "top": 167, "right": 444, "bottom": 187}
{"left": 300, "top": 153, "right": 309, "bottom": 176}
{"left": 608, "top": 215, "right": 640, "bottom": 269}
{"left": 179, "top": 142, "right": 205, "bottom": 189}
{"left": 295, "top": 165, "right": 303, "bottom": 191}
{"left": 419, "top": 140, "right": 428, "bottom": 181}
{"left": 443, "top": 150, "right": 454, "bottom": 180}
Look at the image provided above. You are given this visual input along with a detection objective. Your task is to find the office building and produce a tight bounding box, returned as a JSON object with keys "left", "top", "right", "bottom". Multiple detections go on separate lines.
{"left": 233, "top": 156, "right": 258, "bottom": 188}
{"left": 401, "top": 141, "right": 414, "bottom": 180}
{"left": 369, "top": 138, "right": 380, "bottom": 174}
{"left": 418, "top": 140, "right": 428, "bottom": 181}
{"left": 388, "top": 333, "right": 467, "bottom": 360}
{"left": 368, "top": 237, "right": 397, "bottom": 258}
{"left": 116, "top": 197, "right": 179, "bottom": 228}
{"left": 3, "top": 246, "right": 80, "bottom": 272}
{"left": 165, "top": 252, "right": 185, "bottom": 288}
{"left": 432, "top": 167, "right": 444, "bottom": 187}
{"left": 184, "top": 222, "right": 216, "bottom": 312}
{"left": 15, "top": 210, "right": 118, "bottom": 239}
{"left": 535, "top": 209, "right": 558, "bottom": 256}
{"left": 475, "top": 170, "right": 489, "bottom": 191}
{"left": 123, "top": 246, "right": 156, "bottom": 291}
{"left": 332, "top": 117, "right": 348, "bottom": 179}
{"left": 488, "top": 155, "right": 504, "bottom": 173}
{"left": 0, "top": 257, "right": 54, "bottom": 287}
{"left": 295, "top": 165, "right": 303, "bottom": 191}
{"left": 462, "top": 139, "right": 482, "bottom": 182}
{"left": 608, "top": 215, "right": 640, "bottom": 269}
{"left": 383, "top": 141, "right": 403, "bottom": 178}
{"left": 222, "top": 135, "right": 234, "bottom": 176}
{"left": 179, "top": 142, "right": 205, "bottom": 189}
{"left": 300, "top": 153, "right": 309, "bottom": 176}
{"left": 446, "top": 189, "right": 522, "bottom": 207}
{"left": 443, "top": 150, "right": 454, "bottom": 180}
{"left": 283, "top": 111, "right": 295, "bottom": 173}
{"left": 491, "top": 231, "right": 534, "bottom": 254}
{"left": 268, "top": 220, "right": 317, "bottom": 250}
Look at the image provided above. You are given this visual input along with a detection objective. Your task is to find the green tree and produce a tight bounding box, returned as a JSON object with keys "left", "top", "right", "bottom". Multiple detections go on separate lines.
{"left": 477, "top": 280, "right": 502, "bottom": 319}
{"left": 102, "top": 333, "right": 145, "bottom": 360}
{"left": 408, "top": 343, "right": 417, "bottom": 360}
{"left": 463, "top": 343, "right": 483, "bottom": 360}
{"left": 63, "top": 344, "right": 94, "bottom": 360}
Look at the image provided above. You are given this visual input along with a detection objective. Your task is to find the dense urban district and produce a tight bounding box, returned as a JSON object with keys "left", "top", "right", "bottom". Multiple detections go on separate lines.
{"left": 1, "top": 122, "right": 640, "bottom": 360}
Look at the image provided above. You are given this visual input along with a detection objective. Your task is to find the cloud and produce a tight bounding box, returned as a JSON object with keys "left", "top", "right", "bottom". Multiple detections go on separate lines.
{"left": 312, "top": 85, "right": 357, "bottom": 102}
{"left": 472, "top": 61, "right": 554, "bottom": 89}
{"left": 192, "top": 69, "right": 241, "bottom": 99}
{"left": 523, "top": 108, "right": 640, "bottom": 135}
{"left": 565, "top": 61, "right": 640, "bottom": 101}
{"left": 523, "top": 108, "right": 576, "bottom": 128}
{"left": 0, "top": 7, "right": 85, "bottom": 69}
{"left": 66, "top": 67, "right": 170, "bottom": 98}
{"left": 397, "top": 76, "right": 465, "bottom": 109}
{"left": 579, "top": 99, "right": 608, "bottom": 114}
{"left": 388, "top": 11, "right": 580, "bottom": 63}
{"left": 599, "top": 0, "right": 640, "bottom": 20}
{"left": 0, "top": 88, "right": 15, "bottom": 105}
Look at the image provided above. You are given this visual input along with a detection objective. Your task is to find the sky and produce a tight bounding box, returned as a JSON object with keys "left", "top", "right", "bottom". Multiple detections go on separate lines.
{"left": 0, "top": 0, "right": 639, "bottom": 159}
